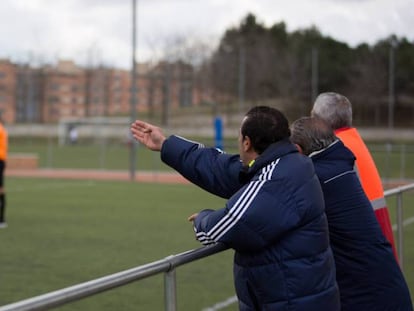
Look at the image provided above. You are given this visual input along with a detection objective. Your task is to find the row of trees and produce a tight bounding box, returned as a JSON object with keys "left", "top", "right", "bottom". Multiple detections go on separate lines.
{"left": 13, "top": 13, "right": 412, "bottom": 127}
{"left": 194, "top": 14, "right": 414, "bottom": 126}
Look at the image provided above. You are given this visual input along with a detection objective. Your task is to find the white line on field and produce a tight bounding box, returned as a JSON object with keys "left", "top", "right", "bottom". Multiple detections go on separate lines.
{"left": 202, "top": 295, "right": 238, "bottom": 311}
{"left": 392, "top": 216, "right": 414, "bottom": 231}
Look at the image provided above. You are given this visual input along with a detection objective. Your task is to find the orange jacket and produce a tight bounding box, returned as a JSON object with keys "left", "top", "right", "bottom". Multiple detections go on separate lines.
{"left": 335, "top": 127, "right": 398, "bottom": 260}
{"left": 0, "top": 124, "right": 7, "bottom": 161}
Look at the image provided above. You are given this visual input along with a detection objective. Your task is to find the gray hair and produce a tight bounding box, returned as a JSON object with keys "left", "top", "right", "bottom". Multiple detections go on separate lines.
{"left": 290, "top": 117, "right": 337, "bottom": 156}
{"left": 311, "top": 92, "right": 352, "bottom": 129}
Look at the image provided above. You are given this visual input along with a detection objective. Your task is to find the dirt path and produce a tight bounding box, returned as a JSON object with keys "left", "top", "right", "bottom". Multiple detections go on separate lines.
{"left": 6, "top": 168, "right": 413, "bottom": 189}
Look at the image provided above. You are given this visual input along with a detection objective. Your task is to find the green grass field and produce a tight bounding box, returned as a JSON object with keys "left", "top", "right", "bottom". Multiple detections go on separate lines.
{"left": 3, "top": 137, "right": 414, "bottom": 310}
{"left": 0, "top": 178, "right": 236, "bottom": 310}
{"left": 1, "top": 178, "right": 413, "bottom": 310}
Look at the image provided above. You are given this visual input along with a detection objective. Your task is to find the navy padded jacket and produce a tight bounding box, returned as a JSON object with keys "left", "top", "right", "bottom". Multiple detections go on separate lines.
{"left": 161, "top": 135, "right": 242, "bottom": 199}
{"left": 311, "top": 140, "right": 413, "bottom": 311}
{"left": 162, "top": 136, "right": 340, "bottom": 310}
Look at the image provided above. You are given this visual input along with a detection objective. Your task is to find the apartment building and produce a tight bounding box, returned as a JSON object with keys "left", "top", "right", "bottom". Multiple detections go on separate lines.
{"left": 0, "top": 59, "right": 17, "bottom": 123}
{"left": 106, "top": 64, "right": 153, "bottom": 116}
{"left": 0, "top": 58, "right": 200, "bottom": 124}
{"left": 42, "top": 60, "right": 86, "bottom": 122}
{"left": 16, "top": 64, "right": 44, "bottom": 123}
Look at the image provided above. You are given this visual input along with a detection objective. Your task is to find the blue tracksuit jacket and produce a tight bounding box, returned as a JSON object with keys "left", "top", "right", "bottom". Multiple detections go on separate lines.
{"left": 162, "top": 135, "right": 340, "bottom": 310}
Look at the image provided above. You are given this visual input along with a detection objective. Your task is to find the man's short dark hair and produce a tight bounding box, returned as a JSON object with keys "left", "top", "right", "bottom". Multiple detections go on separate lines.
{"left": 242, "top": 106, "right": 290, "bottom": 154}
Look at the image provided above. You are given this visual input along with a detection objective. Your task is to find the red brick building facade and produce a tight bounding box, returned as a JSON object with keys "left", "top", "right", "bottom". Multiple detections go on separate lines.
{"left": 0, "top": 59, "right": 17, "bottom": 123}
{"left": 0, "top": 59, "right": 200, "bottom": 124}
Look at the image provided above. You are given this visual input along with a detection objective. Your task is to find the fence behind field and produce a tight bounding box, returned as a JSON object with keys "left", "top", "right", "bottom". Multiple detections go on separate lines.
{"left": 0, "top": 183, "right": 413, "bottom": 311}
{"left": 369, "top": 143, "right": 414, "bottom": 181}
{"left": 9, "top": 126, "right": 414, "bottom": 181}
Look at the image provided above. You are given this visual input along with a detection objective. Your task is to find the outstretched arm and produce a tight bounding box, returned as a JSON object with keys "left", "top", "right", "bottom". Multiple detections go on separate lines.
{"left": 161, "top": 135, "right": 243, "bottom": 198}
{"left": 130, "top": 120, "right": 243, "bottom": 198}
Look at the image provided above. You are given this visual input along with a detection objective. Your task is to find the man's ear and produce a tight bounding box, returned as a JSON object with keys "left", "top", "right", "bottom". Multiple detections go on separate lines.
{"left": 242, "top": 136, "right": 252, "bottom": 152}
{"left": 294, "top": 143, "right": 304, "bottom": 154}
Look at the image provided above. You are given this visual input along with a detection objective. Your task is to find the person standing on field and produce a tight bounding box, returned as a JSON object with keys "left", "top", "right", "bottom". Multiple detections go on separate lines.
{"left": 311, "top": 92, "right": 398, "bottom": 260}
{"left": 0, "top": 117, "right": 8, "bottom": 228}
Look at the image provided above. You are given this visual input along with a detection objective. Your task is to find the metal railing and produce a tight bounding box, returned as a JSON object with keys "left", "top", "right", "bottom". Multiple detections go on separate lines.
{"left": 0, "top": 244, "right": 229, "bottom": 311}
{"left": 1, "top": 183, "right": 413, "bottom": 311}
{"left": 384, "top": 182, "right": 414, "bottom": 271}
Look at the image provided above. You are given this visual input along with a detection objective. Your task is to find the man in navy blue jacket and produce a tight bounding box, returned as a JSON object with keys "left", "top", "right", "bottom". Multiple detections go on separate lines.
{"left": 131, "top": 107, "right": 340, "bottom": 310}
{"left": 131, "top": 111, "right": 413, "bottom": 310}
{"left": 290, "top": 117, "right": 412, "bottom": 311}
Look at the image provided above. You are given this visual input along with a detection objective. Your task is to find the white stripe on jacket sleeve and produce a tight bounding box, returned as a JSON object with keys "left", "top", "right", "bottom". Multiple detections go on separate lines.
{"left": 195, "top": 159, "right": 279, "bottom": 245}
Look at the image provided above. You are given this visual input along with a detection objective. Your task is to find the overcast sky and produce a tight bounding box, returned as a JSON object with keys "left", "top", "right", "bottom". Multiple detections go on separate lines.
{"left": 0, "top": 0, "right": 412, "bottom": 69}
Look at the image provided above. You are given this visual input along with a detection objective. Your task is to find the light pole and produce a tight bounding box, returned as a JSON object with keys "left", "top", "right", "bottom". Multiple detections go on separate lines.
{"left": 385, "top": 37, "right": 397, "bottom": 182}
{"left": 129, "top": 0, "right": 138, "bottom": 180}
{"left": 311, "top": 47, "right": 319, "bottom": 102}
{"left": 388, "top": 37, "right": 397, "bottom": 131}
{"left": 238, "top": 45, "right": 245, "bottom": 114}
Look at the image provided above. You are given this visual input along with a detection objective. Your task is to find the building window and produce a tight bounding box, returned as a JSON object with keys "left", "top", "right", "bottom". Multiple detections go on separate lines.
{"left": 48, "top": 96, "right": 59, "bottom": 104}
{"left": 50, "top": 83, "right": 60, "bottom": 91}
{"left": 61, "top": 96, "right": 71, "bottom": 104}
{"left": 0, "top": 72, "right": 5, "bottom": 79}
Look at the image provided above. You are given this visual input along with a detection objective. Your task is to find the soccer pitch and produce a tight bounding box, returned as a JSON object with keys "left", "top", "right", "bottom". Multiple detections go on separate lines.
{"left": 1, "top": 177, "right": 413, "bottom": 310}
{"left": 0, "top": 178, "right": 236, "bottom": 310}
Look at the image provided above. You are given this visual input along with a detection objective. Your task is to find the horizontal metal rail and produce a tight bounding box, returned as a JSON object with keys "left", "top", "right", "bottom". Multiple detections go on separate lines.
{"left": 384, "top": 182, "right": 414, "bottom": 196}
{"left": 0, "top": 243, "right": 228, "bottom": 311}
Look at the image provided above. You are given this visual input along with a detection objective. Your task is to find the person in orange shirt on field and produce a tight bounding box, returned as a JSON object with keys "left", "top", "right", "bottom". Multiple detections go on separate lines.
{"left": 311, "top": 92, "right": 398, "bottom": 259}
{"left": 0, "top": 117, "right": 7, "bottom": 228}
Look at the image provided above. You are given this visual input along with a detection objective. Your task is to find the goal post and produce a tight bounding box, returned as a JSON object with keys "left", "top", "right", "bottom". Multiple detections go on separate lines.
{"left": 58, "top": 117, "right": 132, "bottom": 146}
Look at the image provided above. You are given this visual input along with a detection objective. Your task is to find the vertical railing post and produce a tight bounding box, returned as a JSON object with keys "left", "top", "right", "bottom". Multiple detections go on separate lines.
{"left": 396, "top": 192, "right": 404, "bottom": 271}
{"left": 400, "top": 144, "right": 406, "bottom": 180}
{"left": 385, "top": 143, "right": 392, "bottom": 183}
{"left": 164, "top": 269, "right": 177, "bottom": 311}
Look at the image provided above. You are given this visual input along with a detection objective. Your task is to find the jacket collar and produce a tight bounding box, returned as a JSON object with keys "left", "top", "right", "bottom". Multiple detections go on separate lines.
{"left": 308, "top": 139, "right": 340, "bottom": 158}
{"left": 239, "top": 138, "right": 298, "bottom": 183}
{"left": 310, "top": 138, "right": 355, "bottom": 163}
